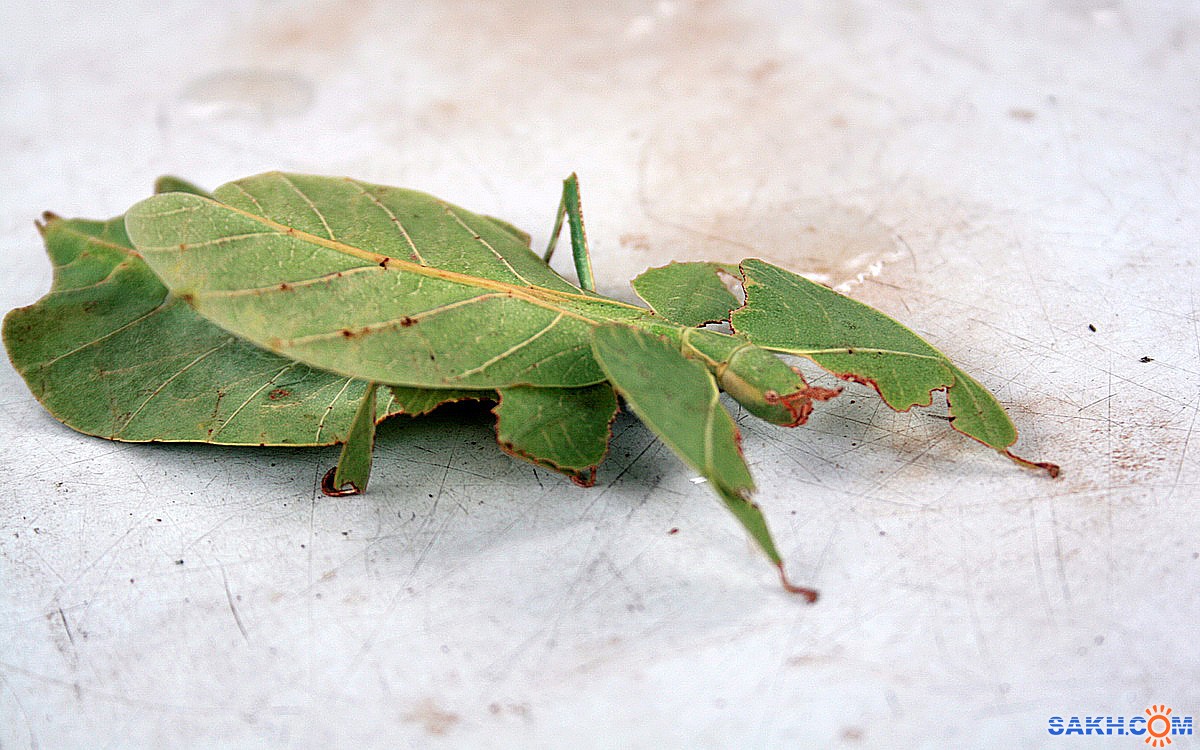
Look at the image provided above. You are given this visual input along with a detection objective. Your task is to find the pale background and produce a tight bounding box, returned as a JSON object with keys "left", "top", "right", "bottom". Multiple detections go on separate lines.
{"left": 1, "top": 1, "right": 1197, "bottom": 747}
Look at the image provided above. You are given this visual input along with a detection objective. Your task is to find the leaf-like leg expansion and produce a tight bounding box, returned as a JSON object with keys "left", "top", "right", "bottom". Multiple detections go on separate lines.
{"left": 591, "top": 323, "right": 817, "bottom": 600}
{"left": 732, "top": 259, "right": 1057, "bottom": 474}
{"left": 632, "top": 261, "right": 742, "bottom": 327}
{"left": 323, "top": 382, "right": 378, "bottom": 496}
{"left": 380, "top": 385, "right": 491, "bottom": 419}
{"left": 494, "top": 383, "right": 618, "bottom": 485}
{"left": 733, "top": 259, "right": 955, "bottom": 409}
{"left": 543, "top": 174, "right": 595, "bottom": 292}
{"left": 680, "top": 328, "right": 841, "bottom": 427}
{"left": 154, "top": 176, "right": 212, "bottom": 198}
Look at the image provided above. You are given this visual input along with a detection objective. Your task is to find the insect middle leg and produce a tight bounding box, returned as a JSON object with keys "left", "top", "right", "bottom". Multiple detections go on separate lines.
{"left": 543, "top": 173, "right": 596, "bottom": 292}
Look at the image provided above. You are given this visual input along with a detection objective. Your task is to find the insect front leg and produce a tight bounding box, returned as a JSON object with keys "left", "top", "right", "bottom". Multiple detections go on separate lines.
{"left": 542, "top": 173, "right": 596, "bottom": 292}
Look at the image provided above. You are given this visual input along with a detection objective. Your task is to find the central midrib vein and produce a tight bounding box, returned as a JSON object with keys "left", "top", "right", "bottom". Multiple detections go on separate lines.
{"left": 204, "top": 198, "right": 653, "bottom": 326}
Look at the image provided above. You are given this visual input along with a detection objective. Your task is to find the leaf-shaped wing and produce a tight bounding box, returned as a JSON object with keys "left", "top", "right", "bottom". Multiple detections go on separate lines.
{"left": 125, "top": 173, "right": 653, "bottom": 389}
{"left": 731, "top": 259, "right": 1055, "bottom": 474}
{"left": 631, "top": 261, "right": 741, "bottom": 326}
{"left": 494, "top": 383, "right": 618, "bottom": 485}
{"left": 590, "top": 323, "right": 816, "bottom": 596}
{"left": 2, "top": 214, "right": 417, "bottom": 446}
{"left": 211, "top": 173, "right": 573, "bottom": 289}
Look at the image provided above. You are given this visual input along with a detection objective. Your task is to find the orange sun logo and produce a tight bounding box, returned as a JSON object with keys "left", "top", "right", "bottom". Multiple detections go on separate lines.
{"left": 1145, "top": 705, "right": 1173, "bottom": 747}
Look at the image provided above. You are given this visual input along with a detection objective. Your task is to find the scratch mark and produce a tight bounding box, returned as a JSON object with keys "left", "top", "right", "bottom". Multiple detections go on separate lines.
{"left": 958, "top": 506, "right": 994, "bottom": 674}
{"left": 306, "top": 464, "right": 318, "bottom": 687}
{"left": 1105, "top": 356, "right": 1114, "bottom": 605}
{"left": 0, "top": 660, "right": 227, "bottom": 713}
{"left": 57, "top": 606, "right": 75, "bottom": 648}
{"left": 221, "top": 567, "right": 249, "bottom": 643}
{"left": 341, "top": 448, "right": 464, "bottom": 680}
{"left": 634, "top": 133, "right": 758, "bottom": 253}
{"left": 0, "top": 670, "right": 38, "bottom": 749}
{"left": 1028, "top": 505, "right": 1054, "bottom": 620}
{"left": 589, "top": 435, "right": 658, "bottom": 511}
{"left": 1049, "top": 499, "right": 1072, "bottom": 603}
{"left": 1165, "top": 294, "right": 1200, "bottom": 504}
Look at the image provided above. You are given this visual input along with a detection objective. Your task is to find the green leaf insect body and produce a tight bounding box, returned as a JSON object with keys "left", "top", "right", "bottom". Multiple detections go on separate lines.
{"left": 3, "top": 172, "right": 1058, "bottom": 600}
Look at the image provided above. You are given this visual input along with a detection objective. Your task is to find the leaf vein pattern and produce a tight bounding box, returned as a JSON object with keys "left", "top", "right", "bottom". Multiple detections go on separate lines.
{"left": 115, "top": 338, "right": 235, "bottom": 437}
{"left": 136, "top": 205, "right": 201, "bottom": 220}
{"left": 520, "top": 342, "right": 592, "bottom": 381}
{"left": 315, "top": 378, "right": 355, "bottom": 442}
{"left": 450, "top": 312, "right": 566, "bottom": 380}
{"left": 277, "top": 293, "right": 507, "bottom": 346}
{"left": 774, "top": 346, "right": 943, "bottom": 361}
{"left": 139, "top": 232, "right": 283, "bottom": 252}
{"left": 227, "top": 182, "right": 267, "bottom": 214}
{"left": 45, "top": 260, "right": 137, "bottom": 296}
{"left": 347, "top": 179, "right": 425, "bottom": 264}
{"left": 40, "top": 300, "right": 171, "bottom": 367}
{"left": 439, "top": 203, "right": 531, "bottom": 285}
{"left": 193, "top": 265, "right": 382, "bottom": 298}
{"left": 212, "top": 361, "right": 300, "bottom": 440}
{"left": 50, "top": 225, "right": 137, "bottom": 256}
{"left": 146, "top": 197, "right": 637, "bottom": 322}
{"left": 277, "top": 173, "right": 336, "bottom": 240}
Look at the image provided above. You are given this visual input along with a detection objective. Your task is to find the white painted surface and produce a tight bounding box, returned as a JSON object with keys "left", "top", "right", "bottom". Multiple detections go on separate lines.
{"left": 1, "top": 1, "right": 1197, "bottom": 747}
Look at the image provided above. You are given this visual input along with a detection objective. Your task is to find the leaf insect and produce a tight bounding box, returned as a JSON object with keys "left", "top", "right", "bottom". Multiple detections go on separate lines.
{"left": 4, "top": 173, "right": 1058, "bottom": 600}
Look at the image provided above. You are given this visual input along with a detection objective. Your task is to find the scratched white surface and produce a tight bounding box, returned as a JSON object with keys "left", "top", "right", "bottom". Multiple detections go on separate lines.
{"left": 2, "top": 1, "right": 1198, "bottom": 747}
